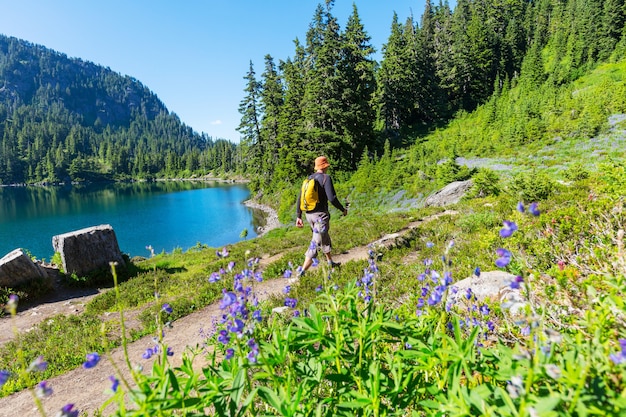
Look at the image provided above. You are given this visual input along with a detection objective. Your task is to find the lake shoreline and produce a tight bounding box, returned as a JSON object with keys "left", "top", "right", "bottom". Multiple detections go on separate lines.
{"left": 243, "top": 200, "right": 281, "bottom": 237}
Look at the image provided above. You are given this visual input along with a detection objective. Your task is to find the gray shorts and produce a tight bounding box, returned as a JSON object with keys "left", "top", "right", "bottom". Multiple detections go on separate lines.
{"left": 304, "top": 211, "right": 331, "bottom": 258}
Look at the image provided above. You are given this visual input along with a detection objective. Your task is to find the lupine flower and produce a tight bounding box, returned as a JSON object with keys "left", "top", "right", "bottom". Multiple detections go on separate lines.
{"left": 610, "top": 339, "right": 626, "bottom": 365}
{"left": 315, "top": 285, "right": 322, "bottom": 292}
{"left": 82, "top": 352, "right": 100, "bottom": 369}
{"left": 480, "top": 305, "right": 490, "bottom": 315}
{"left": 216, "top": 247, "right": 229, "bottom": 258}
{"left": 495, "top": 248, "right": 512, "bottom": 268}
{"left": 405, "top": 342, "right": 412, "bottom": 349}
{"left": 426, "top": 241, "right": 435, "bottom": 248}
{"left": 283, "top": 285, "right": 291, "bottom": 294}
{"left": 225, "top": 348, "right": 235, "bottom": 359}
{"left": 509, "top": 275, "right": 524, "bottom": 289}
{"left": 0, "top": 370, "right": 9, "bottom": 387}
{"left": 161, "top": 303, "right": 173, "bottom": 314}
{"left": 228, "top": 319, "right": 245, "bottom": 334}
{"left": 28, "top": 356, "right": 48, "bottom": 372}
{"left": 465, "top": 288, "right": 473, "bottom": 300}
{"left": 142, "top": 348, "right": 155, "bottom": 359}
{"left": 500, "top": 220, "right": 518, "bottom": 238}
{"left": 58, "top": 403, "right": 79, "bottom": 417}
{"left": 284, "top": 297, "right": 298, "bottom": 308}
{"left": 474, "top": 266, "right": 481, "bottom": 277}
{"left": 109, "top": 376, "right": 119, "bottom": 392}
{"left": 283, "top": 269, "right": 293, "bottom": 278}
{"left": 166, "top": 347, "right": 174, "bottom": 356}
{"left": 220, "top": 291, "right": 237, "bottom": 309}
{"left": 247, "top": 339, "right": 259, "bottom": 363}
{"left": 293, "top": 310, "right": 301, "bottom": 317}
{"left": 528, "top": 202, "right": 540, "bottom": 216}
{"left": 217, "top": 330, "right": 230, "bottom": 345}
{"left": 209, "top": 272, "right": 221, "bottom": 283}
{"left": 35, "top": 380, "right": 53, "bottom": 398}
{"left": 517, "top": 202, "right": 525, "bottom": 213}
{"left": 227, "top": 261, "right": 236, "bottom": 271}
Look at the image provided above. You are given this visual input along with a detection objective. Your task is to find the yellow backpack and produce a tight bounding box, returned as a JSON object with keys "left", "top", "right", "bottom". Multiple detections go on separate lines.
{"left": 300, "top": 175, "right": 319, "bottom": 211}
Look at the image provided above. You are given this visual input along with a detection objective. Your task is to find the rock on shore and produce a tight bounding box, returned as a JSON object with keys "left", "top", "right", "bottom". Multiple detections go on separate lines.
{"left": 243, "top": 200, "right": 281, "bottom": 236}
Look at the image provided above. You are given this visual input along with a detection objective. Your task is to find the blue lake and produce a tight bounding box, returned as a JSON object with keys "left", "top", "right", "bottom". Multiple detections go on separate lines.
{"left": 0, "top": 181, "right": 261, "bottom": 260}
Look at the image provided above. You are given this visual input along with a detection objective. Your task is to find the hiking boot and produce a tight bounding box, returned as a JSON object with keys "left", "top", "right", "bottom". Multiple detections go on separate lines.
{"left": 328, "top": 260, "right": 341, "bottom": 268}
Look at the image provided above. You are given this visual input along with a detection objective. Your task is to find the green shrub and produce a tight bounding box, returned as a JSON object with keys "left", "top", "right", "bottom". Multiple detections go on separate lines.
{"left": 509, "top": 169, "right": 556, "bottom": 201}
{"left": 468, "top": 168, "right": 501, "bottom": 198}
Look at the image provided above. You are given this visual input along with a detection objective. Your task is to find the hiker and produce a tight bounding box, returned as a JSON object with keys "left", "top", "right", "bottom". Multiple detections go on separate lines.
{"left": 295, "top": 155, "right": 348, "bottom": 276}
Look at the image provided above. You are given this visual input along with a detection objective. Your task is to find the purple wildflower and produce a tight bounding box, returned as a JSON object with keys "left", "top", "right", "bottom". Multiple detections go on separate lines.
{"left": 474, "top": 266, "right": 481, "bottom": 277}
{"left": 283, "top": 285, "right": 291, "bottom": 294}
{"left": 517, "top": 202, "right": 525, "bottom": 213}
{"left": 610, "top": 338, "right": 626, "bottom": 365}
{"left": 0, "top": 370, "right": 9, "bottom": 387}
{"left": 315, "top": 285, "right": 322, "bottom": 292}
{"left": 142, "top": 348, "right": 155, "bottom": 359}
{"left": 220, "top": 291, "right": 237, "bottom": 309}
{"left": 480, "top": 305, "right": 490, "bottom": 315}
{"left": 227, "top": 261, "right": 236, "bottom": 271}
{"left": 209, "top": 272, "right": 221, "bottom": 283}
{"left": 108, "top": 375, "right": 119, "bottom": 392}
{"left": 216, "top": 247, "right": 229, "bottom": 258}
{"left": 225, "top": 348, "right": 235, "bottom": 359}
{"left": 426, "top": 241, "right": 435, "bottom": 248}
{"left": 500, "top": 220, "right": 518, "bottom": 238}
{"left": 495, "top": 248, "right": 512, "bottom": 268}
{"left": 247, "top": 339, "right": 259, "bottom": 363}
{"left": 465, "top": 288, "right": 473, "bottom": 300}
{"left": 228, "top": 319, "right": 245, "bottom": 334}
{"left": 28, "top": 356, "right": 48, "bottom": 372}
{"left": 510, "top": 275, "right": 524, "bottom": 289}
{"left": 58, "top": 404, "right": 79, "bottom": 417}
{"left": 35, "top": 380, "right": 53, "bottom": 398}
{"left": 283, "top": 269, "right": 293, "bottom": 278}
{"left": 82, "top": 352, "right": 101, "bottom": 369}
{"left": 166, "top": 347, "right": 174, "bottom": 356}
{"left": 284, "top": 297, "right": 298, "bottom": 308}
{"left": 528, "top": 202, "right": 540, "bottom": 216}
{"left": 161, "top": 303, "right": 173, "bottom": 314}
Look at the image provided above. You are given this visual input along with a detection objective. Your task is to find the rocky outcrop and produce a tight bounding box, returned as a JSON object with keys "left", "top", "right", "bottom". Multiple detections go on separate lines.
{"left": 449, "top": 270, "right": 527, "bottom": 315}
{"left": 424, "top": 180, "right": 473, "bottom": 207}
{"left": 52, "top": 225, "right": 125, "bottom": 277}
{"left": 0, "top": 249, "right": 49, "bottom": 287}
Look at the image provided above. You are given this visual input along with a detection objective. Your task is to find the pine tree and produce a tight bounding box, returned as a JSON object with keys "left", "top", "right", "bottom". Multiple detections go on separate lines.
{"left": 237, "top": 61, "right": 262, "bottom": 177}
{"left": 338, "top": 4, "right": 376, "bottom": 170}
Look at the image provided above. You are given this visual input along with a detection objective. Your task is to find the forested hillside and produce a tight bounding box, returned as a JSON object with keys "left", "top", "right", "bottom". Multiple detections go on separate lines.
{"left": 0, "top": 35, "right": 237, "bottom": 184}
{"left": 238, "top": 0, "right": 626, "bottom": 193}
{"left": 1, "top": 0, "right": 625, "bottom": 190}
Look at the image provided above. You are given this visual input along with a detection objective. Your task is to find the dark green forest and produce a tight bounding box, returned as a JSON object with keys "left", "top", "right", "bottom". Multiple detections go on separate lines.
{"left": 1, "top": 0, "right": 625, "bottom": 188}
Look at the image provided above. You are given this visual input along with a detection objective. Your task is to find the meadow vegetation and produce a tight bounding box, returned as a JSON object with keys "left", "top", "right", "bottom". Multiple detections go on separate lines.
{"left": 1, "top": 44, "right": 626, "bottom": 417}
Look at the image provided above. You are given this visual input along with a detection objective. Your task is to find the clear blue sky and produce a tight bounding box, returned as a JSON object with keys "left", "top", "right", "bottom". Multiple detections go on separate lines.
{"left": 0, "top": 1, "right": 435, "bottom": 143}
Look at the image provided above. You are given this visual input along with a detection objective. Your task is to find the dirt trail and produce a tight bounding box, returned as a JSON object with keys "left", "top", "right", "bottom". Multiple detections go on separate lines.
{"left": 0, "top": 211, "right": 454, "bottom": 417}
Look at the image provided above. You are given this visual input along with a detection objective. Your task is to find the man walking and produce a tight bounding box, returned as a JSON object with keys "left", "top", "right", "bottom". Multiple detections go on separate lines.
{"left": 295, "top": 156, "right": 347, "bottom": 277}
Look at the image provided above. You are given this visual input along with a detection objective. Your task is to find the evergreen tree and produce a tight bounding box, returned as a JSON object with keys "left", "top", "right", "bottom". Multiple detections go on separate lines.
{"left": 237, "top": 61, "right": 262, "bottom": 177}
{"left": 338, "top": 4, "right": 377, "bottom": 170}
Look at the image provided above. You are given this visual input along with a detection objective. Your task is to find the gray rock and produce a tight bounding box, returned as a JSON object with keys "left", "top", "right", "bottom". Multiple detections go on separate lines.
{"left": 52, "top": 225, "right": 125, "bottom": 277}
{"left": 0, "top": 248, "right": 49, "bottom": 287}
{"left": 425, "top": 180, "right": 473, "bottom": 207}
{"left": 449, "top": 270, "right": 527, "bottom": 315}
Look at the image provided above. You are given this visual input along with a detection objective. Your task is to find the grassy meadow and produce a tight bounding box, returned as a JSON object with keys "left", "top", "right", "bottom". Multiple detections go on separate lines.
{"left": 1, "top": 61, "right": 626, "bottom": 416}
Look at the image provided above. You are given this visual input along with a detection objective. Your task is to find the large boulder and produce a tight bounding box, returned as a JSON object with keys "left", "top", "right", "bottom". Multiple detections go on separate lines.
{"left": 0, "top": 249, "right": 49, "bottom": 287}
{"left": 449, "top": 270, "right": 527, "bottom": 315}
{"left": 52, "top": 225, "right": 125, "bottom": 277}
{"left": 425, "top": 180, "right": 473, "bottom": 207}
